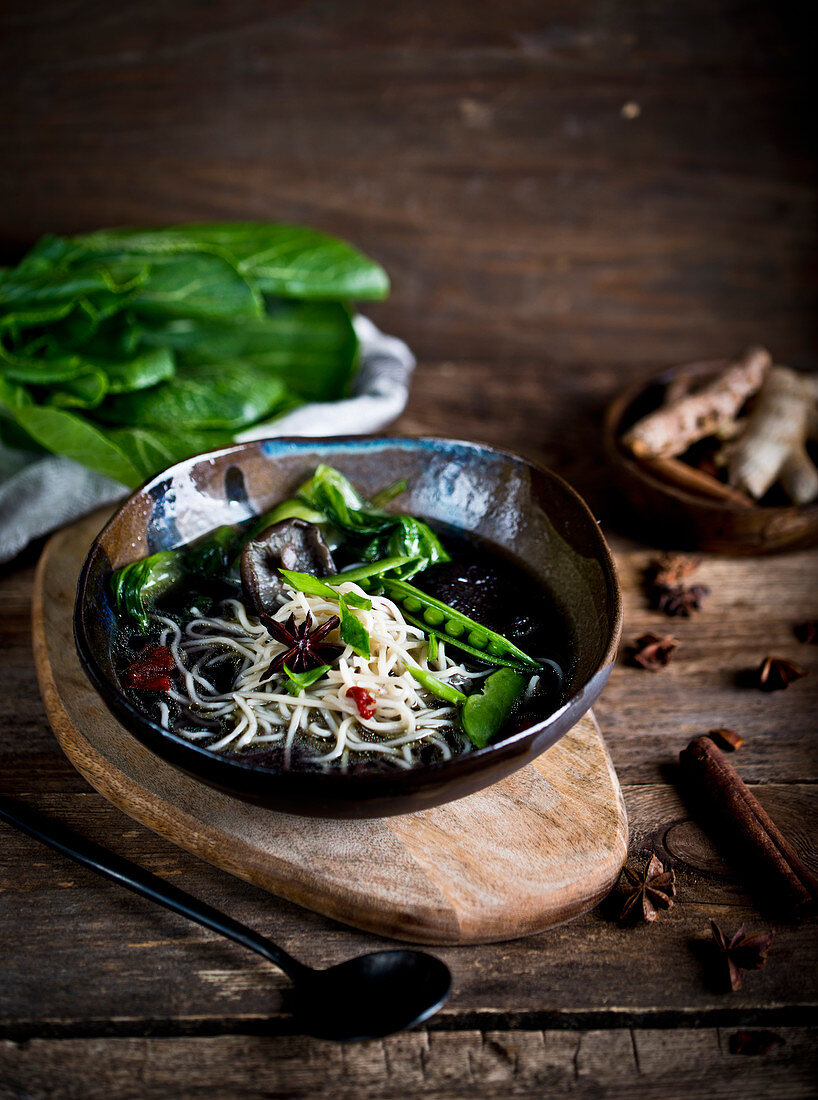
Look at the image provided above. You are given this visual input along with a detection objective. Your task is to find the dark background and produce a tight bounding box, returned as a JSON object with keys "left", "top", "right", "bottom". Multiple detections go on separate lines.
{"left": 1, "top": 0, "right": 815, "bottom": 515}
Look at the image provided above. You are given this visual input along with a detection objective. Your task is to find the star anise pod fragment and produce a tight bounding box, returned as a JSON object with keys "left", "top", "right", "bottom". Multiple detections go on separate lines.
{"left": 728, "top": 1030, "right": 785, "bottom": 1056}
{"left": 755, "top": 656, "right": 806, "bottom": 692}
{"left": 710, "top": 921, "right": 773, "bottom": 992}
{"left": 648, "top": 553, "right": 701, "bottom": 588}
{"left": 630, "top": 633, "right": 679, "bottom": 670}
{"left": 794, "top": 620, "right": 818, "bottom": 645}
{"left": 708, "top": 727, "right": 744, "bottom": 751}
{"left": 619, "top": 853, "right": 676, "bottom": 922}
{"left": 655, "top": 583, "right": 710, "bottom": 617}
{"left": 259, "top": 611, "right": 343, "bottom": 682}
{"left": 645, "top": 554, "right": 709, "bottom": 617}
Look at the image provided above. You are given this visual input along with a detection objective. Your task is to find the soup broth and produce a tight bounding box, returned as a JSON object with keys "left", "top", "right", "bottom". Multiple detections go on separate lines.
{"left": 110, "top": 483, "right": 573, "bottom": 774}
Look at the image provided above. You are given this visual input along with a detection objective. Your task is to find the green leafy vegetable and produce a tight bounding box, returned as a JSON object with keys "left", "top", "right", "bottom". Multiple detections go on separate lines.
{"left": 337, "top": 593, "right": 370, "bottom": 659}
{"left": 426, "top": 632, "right": 439, "bottom": 661}
{"left": 0, "top": 223, "right": 387, "bottom": 486}
{"left": 251, "top": 498, "right": 327, "bottom": 533}
{"left": 103, "top": 347, "right": 176, "bottom": 395}
{"left": 282, "top": 662, "right": 331, "bottom": 695}
{"left": 141, "top": 301, "right": 358, "bottom": 403}
{"left": 298, "top": 465, "right": 449, "bottom": 577}
{"left": 111, "top": 525, "right": 240, "bottom": 628}
{"left": 370, "top": 478, "right": 408, "bottom": 508}
{"left": 406, "top": 666, "right": 466, "bottom": 706}
{"left": 111, "top": 551, "right": 184, "bottom": 631}
{"left": 72, "top": 223, "right": 390, "bottom": 301}
{"left": 128, "top": 251, "right": 263, "bottom": 320}
{"left": 278, "top": 568, "right": 371, "bottom": 610}
{"left": 461, "top": 668, "right": 526, "bottom": 748}
{"left": 46, "top": 368, "right": 108, "bottom": 409}
{"left": 97, "top": 360, "right": 293, "bottom": 432}
{"left": 7, "top": 401, "right": 147, "bottom": 486}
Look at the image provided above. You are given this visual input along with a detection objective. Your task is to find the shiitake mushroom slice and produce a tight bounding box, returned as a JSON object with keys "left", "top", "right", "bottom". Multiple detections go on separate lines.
{"left": 241, "top": 519, "right": 336, "bottom": 615}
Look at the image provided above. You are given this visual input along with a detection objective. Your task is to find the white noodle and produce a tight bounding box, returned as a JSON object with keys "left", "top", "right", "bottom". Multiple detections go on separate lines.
{"left": 151, "top": 581, "right": 476, "bottom": 770}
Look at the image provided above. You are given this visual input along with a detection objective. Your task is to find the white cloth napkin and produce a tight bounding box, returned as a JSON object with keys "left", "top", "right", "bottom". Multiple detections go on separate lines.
{"left": 0, "top": 316, "right": 415, "bottom": 563}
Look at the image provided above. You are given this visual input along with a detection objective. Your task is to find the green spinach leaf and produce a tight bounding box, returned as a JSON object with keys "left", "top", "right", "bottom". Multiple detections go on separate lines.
{"left": 73, "top": 223, "right": 389, "bottom": 301}
{"left": 338, "top": 593, "right": 370, "bottom": 659}
{"left": 140, "top": 300, "right": 357, "bottom": 402}
{"left": 282, "top": 663, "right": 331, "bottom": 695}
{"left": 97, "top": 360, "right": 293, "bottom": 432}
{"left": 298, "top": 465, "right": 449, "bottom": 576}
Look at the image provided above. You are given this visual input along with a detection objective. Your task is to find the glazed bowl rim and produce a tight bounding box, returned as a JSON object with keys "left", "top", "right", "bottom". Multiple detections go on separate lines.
{"left": 74, "top": 434, "right": 623, "bottom": 788}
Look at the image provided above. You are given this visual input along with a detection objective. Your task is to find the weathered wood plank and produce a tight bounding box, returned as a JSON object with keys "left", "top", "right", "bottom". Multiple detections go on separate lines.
{"left": 1, "top": 1028, "right": 816, "bottom": 1100}
{"left": 1, "top": 779, "right": 815, "bottom": 1033}
{"left": 597, "top": 546, "right": 818, "bottom": 784}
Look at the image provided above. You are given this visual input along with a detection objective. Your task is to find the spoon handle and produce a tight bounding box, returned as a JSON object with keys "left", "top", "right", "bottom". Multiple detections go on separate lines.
{"left": 0, "top": 796, "right": 308, "bottom": 982}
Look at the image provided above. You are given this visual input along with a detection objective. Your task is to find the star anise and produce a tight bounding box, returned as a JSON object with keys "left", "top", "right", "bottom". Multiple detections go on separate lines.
{"left": 794, "top": 620, "right": 818, "bottom": 645}
{"left": 710, "top": 921, "right": 773, "bottom": 991}
{"left": 630, "top": 633, "right": 679, "bottom": 670}
{"left": 619, "top": 853, "right": 676, "bottom": 922}
{"left": 755, "top": 656, "right": 806, "bottom": 692}
{"left": 655, "top": 583, "right": 710, "bottom": 617}
{"left": 728, "top": 1030, "right": 785, "bottom": 1056}
{"left": 645, "top": 554, "right": 709, "bottom": 617}
{"left": 259, "top": 611, "right": 343, "bottom": 682}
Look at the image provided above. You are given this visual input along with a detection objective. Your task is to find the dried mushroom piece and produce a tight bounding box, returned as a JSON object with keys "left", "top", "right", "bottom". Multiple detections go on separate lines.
{"left": 241, "top": 519, "right": 336, "bottom": 615}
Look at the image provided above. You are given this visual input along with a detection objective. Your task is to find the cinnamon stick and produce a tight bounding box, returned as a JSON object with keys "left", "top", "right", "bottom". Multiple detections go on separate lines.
{"left": 679, "top": 735, "right": 818, "bottom": 916}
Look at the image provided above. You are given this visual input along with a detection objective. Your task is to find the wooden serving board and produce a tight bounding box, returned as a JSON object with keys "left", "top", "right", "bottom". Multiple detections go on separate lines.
{"left": 32, "top": 510, "right": 628, "bottom": 945}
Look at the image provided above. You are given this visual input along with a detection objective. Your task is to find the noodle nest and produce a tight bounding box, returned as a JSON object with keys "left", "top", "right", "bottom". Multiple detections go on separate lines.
{"left": 151, "top": 581, "right": 484, "bottom": 771}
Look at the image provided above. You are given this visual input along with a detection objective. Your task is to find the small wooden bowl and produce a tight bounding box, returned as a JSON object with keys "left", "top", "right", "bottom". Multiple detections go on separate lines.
{"left": 603, "top": 359, "right": 818, "bottom": 555}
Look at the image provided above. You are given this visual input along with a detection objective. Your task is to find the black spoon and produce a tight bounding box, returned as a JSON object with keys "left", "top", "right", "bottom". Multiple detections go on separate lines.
{"left": 0, "top": 796, "right": 451, "bottom": 1041}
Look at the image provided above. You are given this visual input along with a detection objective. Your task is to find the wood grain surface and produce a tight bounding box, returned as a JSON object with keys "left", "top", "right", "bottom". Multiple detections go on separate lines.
{"left": 2, "top": 0, "right": 817, "bottom": 1096}
{"left": 32, "top": 511, "right": 627, "bottom": 945}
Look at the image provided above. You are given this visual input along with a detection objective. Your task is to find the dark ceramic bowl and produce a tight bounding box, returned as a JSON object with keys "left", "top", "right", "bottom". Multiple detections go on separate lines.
{"left": 75, "top": 437, "right": 622, "bottom": 818}
{"left": 604, "top": 360, "right": 818, "bottom": 554}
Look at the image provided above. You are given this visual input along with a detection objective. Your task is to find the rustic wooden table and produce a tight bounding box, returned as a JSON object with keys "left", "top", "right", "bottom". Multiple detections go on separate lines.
{"left": 1, "top": 2, "right": 817, "bottom": 1097}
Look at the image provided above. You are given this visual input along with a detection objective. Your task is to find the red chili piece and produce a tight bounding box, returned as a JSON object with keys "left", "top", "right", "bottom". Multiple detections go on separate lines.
{"left": 347, "top": 687, "right": 377, "bottom": 719}
{"left": 125, "top": 645, "right": 175, "bottom": 692}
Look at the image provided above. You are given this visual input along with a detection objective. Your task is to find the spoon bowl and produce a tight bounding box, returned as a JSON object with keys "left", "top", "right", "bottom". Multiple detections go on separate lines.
{"left": 294, "top": 950, "right": 452, "bottom": 1040}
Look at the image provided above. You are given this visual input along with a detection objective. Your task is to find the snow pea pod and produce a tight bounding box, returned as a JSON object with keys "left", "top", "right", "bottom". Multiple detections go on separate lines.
{"left": 406, "top": 666, "right": 467, "bottom": 706}
{"left": 461, "top": 668, "right": 526, "bottom": 748}
{"left": 376, "top": 577, "right": 540, "bottom": 672}
{"left": 323, "top": 556, "right": 417, "bottom": 585}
